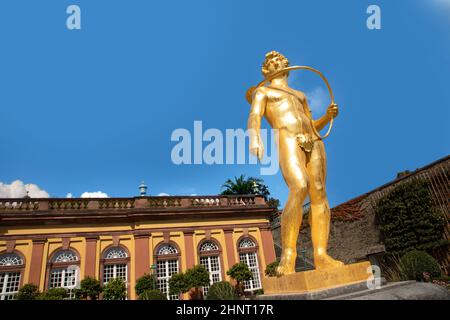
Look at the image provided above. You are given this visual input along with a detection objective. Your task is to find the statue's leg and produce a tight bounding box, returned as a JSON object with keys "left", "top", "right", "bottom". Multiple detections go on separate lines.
{"left": 306, "top": 141, "right": 343, "bottom": 269}
{"left": 276, "top": 133, "right": 309, "bottom": 275}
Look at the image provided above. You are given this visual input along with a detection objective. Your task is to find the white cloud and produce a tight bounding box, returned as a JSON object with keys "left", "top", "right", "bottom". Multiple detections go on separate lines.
{"left": 0, "top": 180, "right": 50, "bottom": 198}
{"left": 306, "top": 87, "right": 328, "bottom": 114}
{"left": 431, "top": 0, "right": 450, "bottom": 8}
{"left": 157, "top": 193, "right": 170, "bottom": 196}
{"left": 66, "top": 193, "right": 73, "bottom": 198}
{"left": 426, "top": 0, "right": 450, "bottom": 17}
{"left": 81, "top": 191, "right": 109, "bottom": 198}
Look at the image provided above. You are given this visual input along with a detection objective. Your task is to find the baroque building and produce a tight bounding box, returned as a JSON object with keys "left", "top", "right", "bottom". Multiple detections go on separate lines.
{"left": 0, "top": 194, "right": 276, "bottom": 300}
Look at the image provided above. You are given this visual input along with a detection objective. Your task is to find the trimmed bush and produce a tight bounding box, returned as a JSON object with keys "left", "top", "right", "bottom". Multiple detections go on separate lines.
{"left": 185, "top": 265, "right": 210, "bottom": 300}
{"left": 135, "top": 274, "right": 157, "bottom": 296}
{"left": 169, "top": 265, "right": 211, "bottom": 300}
{"left": 76, "top": 277, "right": 102, "bottom": 300}
{"left": 102, "top": 278, "right": 127, "bottom": 300}
{"left": 400, "top": 250, "right": 442, "bottom": 281}
{"left": 37, "top": 288, "right": 68, "bottom": 300}
{"left": 15, "top": 283, "right": 40, "bottom": 300}
{"left": 253, "top": 289, "right": 264, "bottom": 295}
{"left": 227, "top": 262, "right": 253, "bottom": 296}
{"left": 264, "top": 261, "right": 280, "bottom": 277}
{"left": 206, "top": 281, "right": 237, "bottom": 300}
{"left": 169, "top": 273, "right": 190, "bottom": 296}
{"left": 138, "top": 289, "right": 167, "bottom": 300}
{"left": 184, "top": 265, "right": 210, "bottom": 289}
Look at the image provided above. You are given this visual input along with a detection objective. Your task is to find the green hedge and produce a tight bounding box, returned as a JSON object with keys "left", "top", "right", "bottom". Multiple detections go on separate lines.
{"left": 376, "top": 179, "right": 447, "bottom": 257}
{"left": 400, "top": 250, "right": 441, "bottom": 281}
{"left": 206, "top": 281, "right": 237, "bottom": 300}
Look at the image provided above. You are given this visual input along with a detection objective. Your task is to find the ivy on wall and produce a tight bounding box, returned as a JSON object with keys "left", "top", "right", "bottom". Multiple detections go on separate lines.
{"left": 376, "top": 179, "right": 448, "bottom": 257}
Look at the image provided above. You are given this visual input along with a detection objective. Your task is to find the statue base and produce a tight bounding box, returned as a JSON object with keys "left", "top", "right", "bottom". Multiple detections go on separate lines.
{"left": 262, "top": 261, "right": 372, "bottom": 295}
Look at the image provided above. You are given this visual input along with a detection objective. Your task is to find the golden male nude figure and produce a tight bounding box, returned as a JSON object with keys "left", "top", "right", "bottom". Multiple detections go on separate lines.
{"left": 247, "top": 51, "right": 343, "bottom": 275}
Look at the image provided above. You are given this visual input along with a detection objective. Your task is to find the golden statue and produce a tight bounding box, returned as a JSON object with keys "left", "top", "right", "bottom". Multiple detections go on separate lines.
{"left": 247, "top": 51, "right": 343, "bottom": 275}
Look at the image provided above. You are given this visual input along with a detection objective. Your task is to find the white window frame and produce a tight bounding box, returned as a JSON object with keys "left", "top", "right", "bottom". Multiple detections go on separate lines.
{"left": 200, "top": 255, "right": 222, "bottom": 296}
{"left": 239, "top": 252, "right": 262, "bottom": 291}
{"left": 238, "top": 238, "right": 262, "bottom": 292}
{"left": 0, "top": 271, "right": 21, "bottom": 300}
{"left": 156, "top": 244, "right": 179, "bottom": 300}
{"left": 156, "top": 259, "right": 179, "bottom": 300}
{"left": 0, "top": 253, "right": 23, "bottom": 300}
{"left": 48, "top": 250, "right": 80, "bottom": 299}
{"left": 49, "top": 267, "right": 79, "bottom": 299}
{"left": 102, "top": 263, "right": 128, "bottom": 285}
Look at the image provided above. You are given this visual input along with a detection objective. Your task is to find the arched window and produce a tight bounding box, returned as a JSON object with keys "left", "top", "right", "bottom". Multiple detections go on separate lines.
{"left": 155, "top": 244, "right": 179, "bottom": 300}
{"left": 102, "top": 247, "right": 129, "bottom": 289}
{"left": 48, "top": 249, "right": 79, "bottom": 299}
{"left": 0, "top": 253, "right": 24, "bottom": 300}
{"left": 238, "top": 238, "right": 262, "bottom": 291}
{"left": 199, "top": 241, "right": 222, "bottom": 296}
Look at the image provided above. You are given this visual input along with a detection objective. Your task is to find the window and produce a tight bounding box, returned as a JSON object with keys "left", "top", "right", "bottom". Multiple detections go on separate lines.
{"left": 155, "top": 244, "right": 179, "bottom": 300}
{"left": 48, "top": 250, "right": 79, "bottom": 299}
{"left": 238, "top": 238, "right": 262, "bottom": 291}
{"left": 0, "top": 253, "right": 24, "bottom": 300}
{"left": 199, "top": 241, "right": 222, "bottom": 296}
{"left": 102, "top": 247, "right": 128, "bottom": 285}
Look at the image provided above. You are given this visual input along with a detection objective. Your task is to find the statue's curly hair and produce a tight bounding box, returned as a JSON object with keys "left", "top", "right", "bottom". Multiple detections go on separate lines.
{"left": 261, "top": 51, "right": 290, "bottom": 78}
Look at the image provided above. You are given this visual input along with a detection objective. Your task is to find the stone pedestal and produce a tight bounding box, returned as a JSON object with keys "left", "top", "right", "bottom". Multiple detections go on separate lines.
{"left": 262, "top": 261, "right": 372, "bottom": 295}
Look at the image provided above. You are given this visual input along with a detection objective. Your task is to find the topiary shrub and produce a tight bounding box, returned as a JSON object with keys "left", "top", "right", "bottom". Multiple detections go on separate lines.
{"left": 227, "top": 262, "right": 253, "bottom": 296}
{"left": 102, "top": 278, "right": 127, "bottom": 300}
{"left": 184, "top": 265, "right": 210, "bottom": 300}
{"left": 135, "top": 274, "right": 157, "bottom": 296}
{"left": 253, "top": 289, "right": 264, "bottom": 295}
{"left": 75, "top": 277, "right": 102, "bottom": 300}
{"left": 206, "top": 281, "right": 238, "bottom": 300}
{"left": 400, "top": 250, "right": 442, "bottom": 281}
{"left": 15, "top": 283, "right": 40, "bottom": 300}
{"left": 264, "top": 261, "right": 280, "bottom": 277}
{"left": 138, "top": 289, "right": 167, "bottom": 300}
{"left": 169, "top": 265, "right": 211, "bottom": 300}
{"left": 37, "top": 288, "right": 68, "bottom": 300}
{"left": 169, "top": 273, "right": 189, "bottom": 297}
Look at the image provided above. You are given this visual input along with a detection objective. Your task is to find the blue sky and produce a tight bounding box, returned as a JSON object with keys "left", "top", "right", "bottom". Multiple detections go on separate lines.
{"left": 0, "top": 0, "right": 449, "bottom": 207}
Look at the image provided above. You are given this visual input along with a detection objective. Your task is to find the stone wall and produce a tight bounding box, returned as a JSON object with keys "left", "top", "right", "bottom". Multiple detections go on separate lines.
{"left": 271, "top": 155, "right": 449, "bottom": 272}
{"left": 271, "top": 196, "right": 384, "bottom": 268}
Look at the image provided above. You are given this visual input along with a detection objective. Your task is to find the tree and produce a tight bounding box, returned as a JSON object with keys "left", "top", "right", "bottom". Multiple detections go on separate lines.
{"left": 135, "top": 273, "right": 157, "bottom": 296}
{"left": 266, "top": 198, "right": 281, "bottom": 222}
{"left": 15, "top": 283, "right": 40, "bottom": 300}
{"left": 168, "top": 273, "right": 190, "bottom": 297}
{"left": 226, "top": 262, "right": 253, "bottom": 296}
{"left": 138, "top": 289, "right": 167, "bottom": 300}
{"left": 376, "top": 179, "right": 447, "bottom": 257}
{"left": 264, "top": 261, "right": 280, "bottom": 277}
{"left": 184, "top": 265, "right": 210, "bottom": 300}
{"left": 37, "top": 288, "right": 68, "bottom": 300}
{"left": 266, "top": 197, "right": 280, "bottom": 210}
{"left": 221, "top": 174, "right": 270, "bottom": 200}
{"left": 169, "top": 265, "right": 210, "bottom": 300}
{"left": 102, "top": 278, "right": 127, "bottom": 300}
{"left": 75, "top": 277, "right": 102, "bottom": 300}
